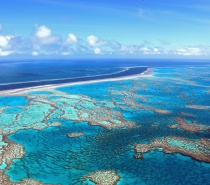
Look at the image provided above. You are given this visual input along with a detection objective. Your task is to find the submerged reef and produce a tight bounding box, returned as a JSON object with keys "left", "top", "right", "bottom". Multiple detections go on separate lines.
{"left": 154, "top": 109, "right": 171, "bottom": 115}
{"left": 67, "top": 132, "right": 85, "bottom": 138}
{"left": 83, "top": 170, "right": 120, "bottom": 185}
{"left": 168, "top": 117, "right": 210, "bottom": 133}
{"left": 0, "top": 135, "right": 25, "bottom": 169}
{"left": 0, "top": 89, "right": 135, "bottom": 135}
{"left": 0, "top": 171, "right": 49, "bottom": 185}
{"left": 0, "top": 136, "right": 51, "bottom": 185}
{"left": 185, "top": 105, "right": 210, "bottom": 111}
{"left": 134, "top": 137, "right": 210, "bottom": 163}
{"left": 180, "top": 112, "right": 195, "bottom": 118}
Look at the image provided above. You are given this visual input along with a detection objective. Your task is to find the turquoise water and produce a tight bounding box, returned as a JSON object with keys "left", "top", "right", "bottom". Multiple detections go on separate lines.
{"left": 1, "top": 64, "right": 210, "bottom": 184}
{"left": 28, "top": 91, "right": 52, "bottom": 95}
{"left": 4, "top": 107, "right": 24, "bottom": 114}
{"left": 0, "top": 96, "right": 28, "bottom": 107}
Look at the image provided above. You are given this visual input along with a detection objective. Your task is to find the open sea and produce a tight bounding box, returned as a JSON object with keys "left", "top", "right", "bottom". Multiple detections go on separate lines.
{"left": 0, "top": 59, "right": 210, "bottom": 185}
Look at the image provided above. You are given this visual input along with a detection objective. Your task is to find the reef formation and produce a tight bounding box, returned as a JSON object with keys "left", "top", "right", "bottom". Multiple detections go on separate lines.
{"left": 83, "top": 170, "right": 120, "bottom": 185}
{"left": 134, "top": 137, "right": 210, "bottom": 163}
{"left": 67, "top": 132, "right": 85, "bottom": 138}
{"left": 168, "top": 117, "right": 210, "bottom": 133}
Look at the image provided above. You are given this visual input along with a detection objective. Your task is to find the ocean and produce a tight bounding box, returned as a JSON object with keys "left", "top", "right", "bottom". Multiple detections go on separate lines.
{"left": 0, "top": 59, "right": 207, "bottom": 90}
{"left": 0, "top": 59, "right": 210, "bottom": 185}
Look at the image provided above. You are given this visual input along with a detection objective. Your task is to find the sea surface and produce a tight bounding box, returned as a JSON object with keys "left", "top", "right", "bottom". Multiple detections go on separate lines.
{"left": 0, "top": 59, "right": 210, "bottom": 185}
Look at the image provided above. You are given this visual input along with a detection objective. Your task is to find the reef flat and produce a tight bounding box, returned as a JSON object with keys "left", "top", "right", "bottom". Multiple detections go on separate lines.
{"left": 168, "top": 117, "right": 210, "bottom": 133}
{"left": 67, "top": 132, "right": 85, "bottom": 138}
{"left": 0, "top": 136, "right": 51, "bottom": 185}
{"left": 83, "top": 170, "right": 120, "bottom": 185}
{"left": 134, "top": 137, "right": 210, "bottom": 163}
{"left": 0, "top": 171, "right": 49, "bottom": 185}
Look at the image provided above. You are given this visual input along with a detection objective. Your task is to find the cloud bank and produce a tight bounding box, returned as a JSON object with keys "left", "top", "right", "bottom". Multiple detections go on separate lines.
{"left": 0, "top": 24, "right": 209, "bottom": 57}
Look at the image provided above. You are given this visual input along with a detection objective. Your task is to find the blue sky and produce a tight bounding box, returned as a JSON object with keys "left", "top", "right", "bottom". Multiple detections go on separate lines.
{"left": 0, "top": 0, "right": 210, "bottom": 58}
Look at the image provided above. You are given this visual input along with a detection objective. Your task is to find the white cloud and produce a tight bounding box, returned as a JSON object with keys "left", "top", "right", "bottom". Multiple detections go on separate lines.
{"left": 0, "top": 36, "right": 9, "bottom": 47}
{"left": 32, "top": 25, "right": 60, "bottom": 45}
{"left": 0, "top": 49, "right": 12, "bottom": 56}
{"left": 66, "top": 33, "right": 77, "bottom": 43}
{"left": 153, "top": 48, "right": 158, "bottom": 52}
{"left": 0, "top": 24, "right": 209, "bottom": 57}
{"left": 175, "top": 47, "right": 202, "bottom": 56}
{"left": 61, "top": 52, "right": 71, "bottom": 55}
{"left": 87, "top": 35, "right": 103, "bottom": 46}
{"left": 120, "top": 44, "right": 140, "bottom": 54}
{"left": 140, "top": 46, "right": 165, "bottom": 55}
{"left": 35, "top": 25, "right": 51, "bottom": 38}
{"left": 140, "top": 47, "right": 150, "bottom": 54}
{"left": 87, "top": 35, "right": 98, "bottom": 46}
{"left": 32, "top": 51, "right": 39, "bottom": 56}
{"left": 139, "top": 47, "right": 162, "bottom": 55}
{"left": 94, "top": 48, "right": 102, "bottom": 54}
{"left": 36, "top": 36, "right": 60, "bottom": 45}
{"left": 153, "top": 48, "right": 160, "bottom": 54}
{"left": 187, "top": 48, "right": 202, "bottom": 55}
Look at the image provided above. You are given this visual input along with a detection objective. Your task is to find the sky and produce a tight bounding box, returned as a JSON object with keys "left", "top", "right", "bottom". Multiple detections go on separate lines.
{"left": 0, "top": 0, "right": 210, "bottom": 58}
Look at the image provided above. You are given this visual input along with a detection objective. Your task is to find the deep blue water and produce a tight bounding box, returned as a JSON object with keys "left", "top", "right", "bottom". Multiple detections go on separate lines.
{"left": 1, "top": 59, "right": 210, "bottom": 185}
{"left": 0, "top": 59, "right": 208, "bottom": 90}
{"left": 0, "top": 67, "right": 147, "bottom": 90}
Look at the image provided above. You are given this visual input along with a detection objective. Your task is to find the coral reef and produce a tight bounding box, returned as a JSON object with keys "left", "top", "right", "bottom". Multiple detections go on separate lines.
{"left": 67, "top": 132, "right": 85, "bottom": 138}
{"left": 0, "top": 90, "right": 136, "bottom": 135}
{"left": 0, "top": 170, "right": 50, "bottom": 185}
{"left": 83, "top": 170, "right": 120, "bottom": 185}
{"left": 168, "top": 117, "right": 210, "bottom": 133}
{"left": 154, "top": 109, "right": 171, "bottom": 115}
{"left": 185, "top": 105, "right": 210, "bottom": 110}
{"left": 0, "top": 135, "right": 25, "bottom": 170}
{"left": 0, "top": 135, "right": 52, "bottom": 185}
{"left": 134, "top": 137, "right": 210, "bottom": 163}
